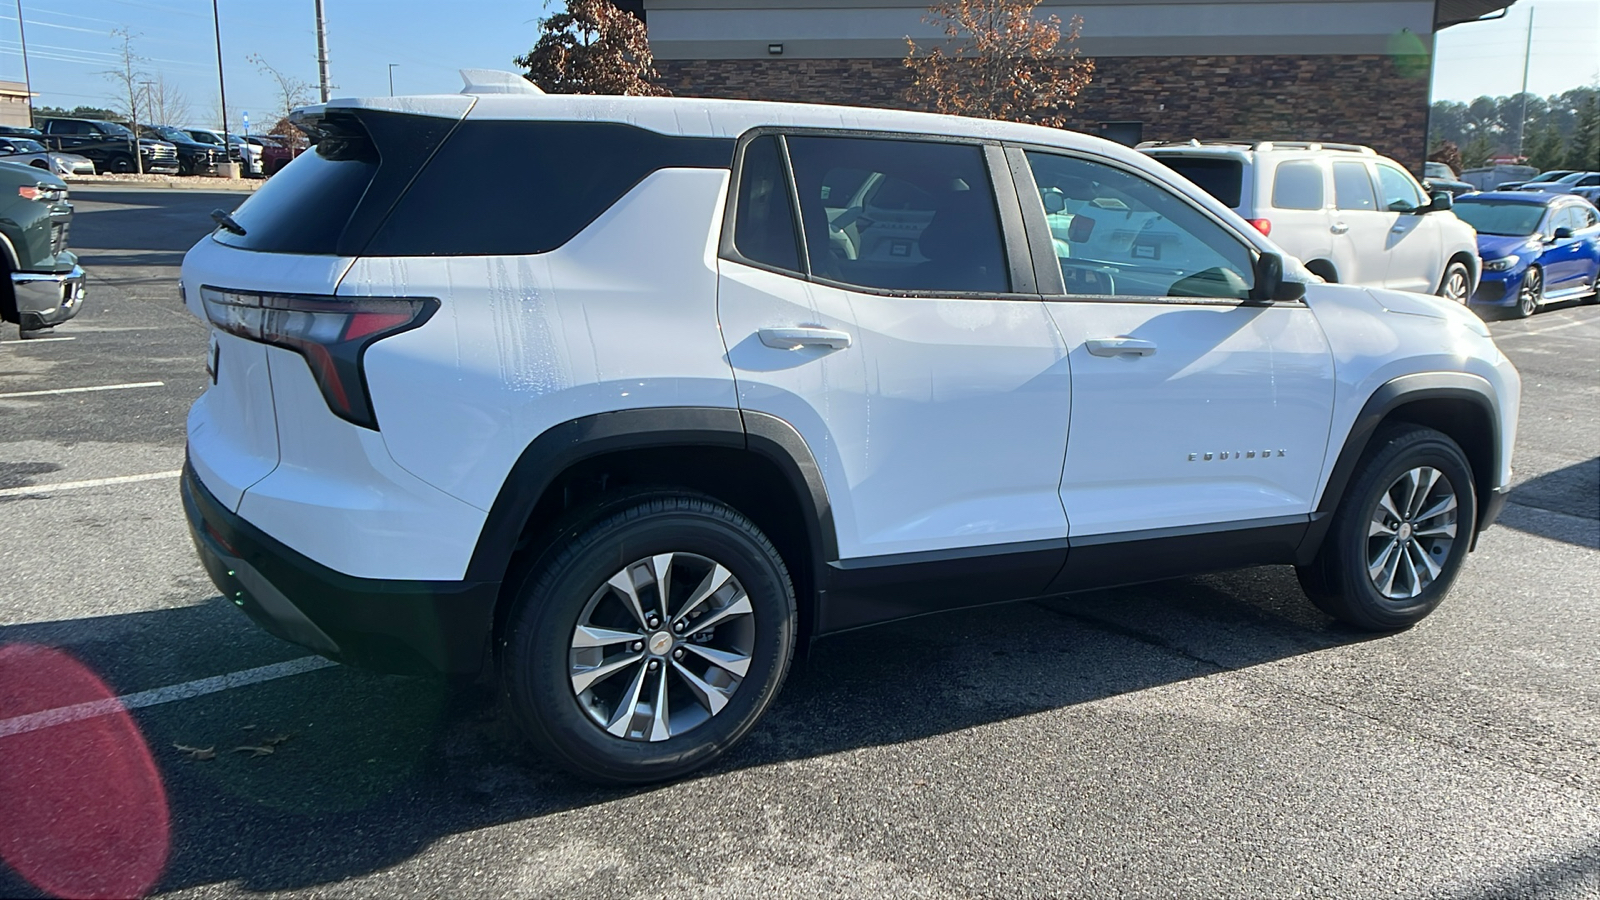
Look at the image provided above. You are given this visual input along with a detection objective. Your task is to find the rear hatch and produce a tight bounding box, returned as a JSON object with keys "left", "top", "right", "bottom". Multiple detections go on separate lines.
{"left": 1144, "top": 150, "right": 1251, "bottom": 213}
{"left": 182, "top": 96, "right": 473, "bottom": 510}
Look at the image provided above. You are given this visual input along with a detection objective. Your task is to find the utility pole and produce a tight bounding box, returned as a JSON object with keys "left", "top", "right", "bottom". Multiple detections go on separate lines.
{"left": 388, "top": 63, "right": 397, "bottom": 97}
{"left": 1515, "top": 5, "right": 1535, "bottom": 160}
{"left": 211, "top": 0, "right": 234, "bottom": 176}
{"left": 14, "top": 0, "right": 32, "bottom": 123}
{"left": 315, "top": 0, "right": 331, "bottom": 103}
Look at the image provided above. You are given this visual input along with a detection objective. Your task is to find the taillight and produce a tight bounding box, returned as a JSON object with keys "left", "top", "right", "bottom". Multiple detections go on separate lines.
{"left": 1246, "top": 218, "right": 1272, "bottom": 236}
{"left": 199, "top": 287, "right": 437, "bottom": 430}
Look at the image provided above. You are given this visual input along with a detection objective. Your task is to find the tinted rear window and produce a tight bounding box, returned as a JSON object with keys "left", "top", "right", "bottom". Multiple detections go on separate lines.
{"left": 365, "top": 121, "right": 732, "bottom": 257}
{"left": 213, "top": 143, "right": 380, "bottom": 255}
{"left": 1157, "top": 157, "right": 1244, "bottom": 208}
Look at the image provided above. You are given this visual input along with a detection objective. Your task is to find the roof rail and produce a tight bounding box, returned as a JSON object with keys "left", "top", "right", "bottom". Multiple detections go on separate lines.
{"left": 1252, "top": 140, "right": 1375, "bottom": 154}
{"left": 1134, "top": 138, "right": 1377, "bottom": 155}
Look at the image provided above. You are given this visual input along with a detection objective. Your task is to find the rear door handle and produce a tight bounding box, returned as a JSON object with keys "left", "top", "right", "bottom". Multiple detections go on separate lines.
{"left": 759, "top": 326, "right": 853, "bottom": 351}
{"left": 1086, "top": 337, "right": 1157, "bottom": 358}
{"left": 1330, "top": 222, "right": 1349, "bottom": 234}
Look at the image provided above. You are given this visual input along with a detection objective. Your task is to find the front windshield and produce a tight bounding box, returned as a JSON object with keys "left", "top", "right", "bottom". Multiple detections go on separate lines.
{"left": 99, "top": 122, "right": 133, "bottom": 138}
{"left": 189, "top": 132, "right": 222, "bottom": 145}
{"left": 11, "top": 139, "right": 46, "bottom": 152}
{"left": 1555, "top": 172, "right": 1590, "bottom": 184}
{"left": 1453, "top": 201, "right": 1547, "bottom": 236}
{"left": 150, "top": 126, "right": 187, "bottom": 141}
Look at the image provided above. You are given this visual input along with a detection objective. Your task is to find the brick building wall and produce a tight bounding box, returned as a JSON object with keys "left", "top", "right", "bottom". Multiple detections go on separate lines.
{"left": 655, "top": 54, "right": 1430, "bottom": 167}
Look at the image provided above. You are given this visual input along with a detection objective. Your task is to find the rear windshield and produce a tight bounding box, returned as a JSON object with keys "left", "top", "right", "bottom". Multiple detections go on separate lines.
{"left": 213, "top": 143, "right": 380, "bottom": 255}
{"left": 1157, "top": 157, "right": 1244, "bottom": 209}
{"left": 214, "top": 110, "right": 733, "bottom": 258}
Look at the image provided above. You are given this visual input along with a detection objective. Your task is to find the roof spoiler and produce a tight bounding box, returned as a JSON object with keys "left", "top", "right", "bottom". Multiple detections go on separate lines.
{"left": 459, "top": 69, "right": 544, "bottom": 95}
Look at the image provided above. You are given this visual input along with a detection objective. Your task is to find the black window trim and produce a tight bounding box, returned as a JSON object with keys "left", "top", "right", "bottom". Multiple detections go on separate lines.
{"left": 1003, "top": 140, "right": 1299, "bottom": 308}
{"left": 718, "top": 126, "right": 1038, "bottom": 301}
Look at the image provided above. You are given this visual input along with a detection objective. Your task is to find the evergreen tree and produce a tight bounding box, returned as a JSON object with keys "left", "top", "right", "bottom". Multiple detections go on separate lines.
{"left": 1565, "top": 95, "right": 1600, "bottom": 171}
{"left": 1462, "top": 132, "right": 1493, "bottom": 169}
{"left": 1527, "top": 122, "right": 1565, "bottom": 172}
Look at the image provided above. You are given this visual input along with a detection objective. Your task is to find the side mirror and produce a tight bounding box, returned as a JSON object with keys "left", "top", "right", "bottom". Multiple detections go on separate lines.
{"left": 1553, "top": 226, "right": 1575, "bottom": 240}
{"left": 1427, "top": 190, "right": 1453, "bottom": 212}
{"left": 1249, "top": 253, "right": 1306, "bottom": 305}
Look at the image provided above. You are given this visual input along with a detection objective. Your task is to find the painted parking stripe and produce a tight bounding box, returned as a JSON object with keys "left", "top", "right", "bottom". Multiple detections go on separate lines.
{"left": 0, "top": 656, "right": 338, "bottom": 739}
{"left": 0, "top": 336, "right": 76, "bottom": 345}
{"left": 1493, "top": 319, "right": 1598, "bottom": 340}
{"left": 0, "top": 380, "right": 164, "bottom": 399}
{"left": 0, "top": 470, "right": 182, "bottom": 498}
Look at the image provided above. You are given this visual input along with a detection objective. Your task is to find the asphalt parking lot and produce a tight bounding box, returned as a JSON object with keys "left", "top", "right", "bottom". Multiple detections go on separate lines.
{"left": 1, "top": 186, "right": 1597, "bottom": 899}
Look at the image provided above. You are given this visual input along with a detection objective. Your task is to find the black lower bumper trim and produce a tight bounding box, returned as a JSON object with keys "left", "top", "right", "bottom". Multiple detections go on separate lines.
{"left": 1479, "top": 485, "right": 1511, "bottom": 534}
{"left": 181, "top": 461, "right": 498, "bottom": 676}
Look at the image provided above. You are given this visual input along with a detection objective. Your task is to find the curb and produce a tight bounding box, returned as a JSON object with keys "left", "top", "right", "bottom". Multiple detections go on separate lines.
{"left": 64, "top": 175, "right": 262, "bottom": 193}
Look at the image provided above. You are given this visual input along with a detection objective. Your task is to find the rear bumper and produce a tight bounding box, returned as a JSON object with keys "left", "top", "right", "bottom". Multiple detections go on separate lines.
{"left": 182, "top": 460, "right": 498, "bottom": 676}
{"left": 14, "top": 264, "right": 85, "bottom": 329}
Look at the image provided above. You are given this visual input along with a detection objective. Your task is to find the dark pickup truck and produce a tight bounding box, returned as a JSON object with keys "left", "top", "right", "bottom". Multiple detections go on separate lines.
{"left": 36, "top": 118, "right": 179, "bottom": 175}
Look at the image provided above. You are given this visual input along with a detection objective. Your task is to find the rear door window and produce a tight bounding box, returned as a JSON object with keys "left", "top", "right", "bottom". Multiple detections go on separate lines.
{"left": 1271, "top": 161, "right": 1325, "bottom": 210}
{"left": 1333, "top": 162, "right": 1378, "bottom": 211}
{"left": 784, "top": 136, "right": 1010, "bottom": 294}
{"left": 1156, "top": 157, "right": 1244, "bottom": 208}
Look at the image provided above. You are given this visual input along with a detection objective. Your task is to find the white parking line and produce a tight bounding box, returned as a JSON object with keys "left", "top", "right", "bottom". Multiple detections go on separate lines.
{"left": 0, "top": 380, "right": 164, "bottom": 399}
{"left": 0, "top": 656, "right": 338, "bottom": 739}
{"left": 0, "top": 336, "right": 76, "bottom": 345}
{"left": 1493, "top": 319, "right": 1598, "bottom": 340}
{"left": 0, "top": 470, "right": 182, "bottom": 498}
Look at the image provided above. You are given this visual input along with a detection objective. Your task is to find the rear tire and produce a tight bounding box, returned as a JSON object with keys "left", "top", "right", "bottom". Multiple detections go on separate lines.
{"left": 500, "top": 493, "right": 796, "bottom": 784}
{"left": 1297, "top": 425, "right": 1476, "bottom": 631}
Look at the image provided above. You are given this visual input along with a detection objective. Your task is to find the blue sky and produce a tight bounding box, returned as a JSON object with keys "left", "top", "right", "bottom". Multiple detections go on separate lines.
{"left": 1, "top": 0, "right": 1595, "bottom": 130}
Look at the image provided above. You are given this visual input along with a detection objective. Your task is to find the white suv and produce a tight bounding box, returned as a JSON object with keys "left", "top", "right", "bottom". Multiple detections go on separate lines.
{"left": 182, "top": 75, "right": 1519, "bottom": 784}
{"left": 1141, "top": 141, "right": 1481, "bottom": 303}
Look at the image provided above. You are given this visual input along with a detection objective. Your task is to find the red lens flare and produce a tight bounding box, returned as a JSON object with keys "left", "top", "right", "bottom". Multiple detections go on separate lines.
{"left": 0, "top": 644, "right": 171, "bottom": 899}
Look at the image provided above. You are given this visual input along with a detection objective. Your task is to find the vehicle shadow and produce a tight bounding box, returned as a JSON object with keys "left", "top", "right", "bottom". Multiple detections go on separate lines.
{"left": 0, "top": 566, "right": 1374, "bottom": 896}
{"left": 1497, "top": 456, "right": 1600, "bottom": 549}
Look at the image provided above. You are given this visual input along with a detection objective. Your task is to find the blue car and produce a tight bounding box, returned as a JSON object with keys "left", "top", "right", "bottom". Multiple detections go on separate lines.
{"left": 1453, "top": 192, "right": 1600, "bottom": 318}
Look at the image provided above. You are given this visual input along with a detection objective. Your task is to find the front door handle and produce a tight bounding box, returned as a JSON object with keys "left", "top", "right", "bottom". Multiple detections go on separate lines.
{"left": 1330, "top": 222, "right": 1350, "bottom": 234}
{"left": 1390, "top": 225, "right": 1407, "bottom": 233}
{"left": 759, "top": 326, "right": 853, "bottom": 351}
{"left": 1086, "top": 337, "right": 1157, "bottom": 358}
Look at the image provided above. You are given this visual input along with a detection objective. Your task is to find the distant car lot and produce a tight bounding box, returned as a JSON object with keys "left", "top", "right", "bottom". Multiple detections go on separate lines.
{"left": 0, "top": 185, "right": 1595, "bottom": 899}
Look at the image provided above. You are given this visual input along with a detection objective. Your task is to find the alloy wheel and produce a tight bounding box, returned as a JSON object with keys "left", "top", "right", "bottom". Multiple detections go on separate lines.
{"left": 1518, "top": 268, "right": 1542, "bottom": 317}
{"left": 568, "top": 552, "right": 755, "bottom": 742}
{"left": 1442, "top": 267, "right": 1470, "bottom": 304}
{"left": 1366, "top": 466, "right": 1459, "bottom": 600}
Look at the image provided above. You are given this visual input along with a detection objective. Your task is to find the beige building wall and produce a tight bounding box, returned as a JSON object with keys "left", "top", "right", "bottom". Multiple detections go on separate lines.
{"left": 0, "top": 81, "right": 33, "bottom": 129}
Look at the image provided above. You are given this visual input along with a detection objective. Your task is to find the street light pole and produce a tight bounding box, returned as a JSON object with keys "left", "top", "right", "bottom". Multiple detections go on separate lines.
{"left": 388, "top": 63, "right": 397, "bottom": 96}
{"left": 13, "top": 0, "right": 32, "bottom": 123}
{"left": 1515, "top": 5, "right": 1535, "bottom": 160}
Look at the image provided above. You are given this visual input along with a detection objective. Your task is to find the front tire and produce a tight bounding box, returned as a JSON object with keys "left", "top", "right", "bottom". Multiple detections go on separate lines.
{"left": 500, "top": 494, "right": 796, "bottom": 784}
{"left": 1297, "top": 425, "right": 1477, "bottom": 631}
{"left": 1514, "top": 266, "right": 1542, "bottom": 318}
{"left": 1437, "top": 260, "right": 1471, "bottom": 305}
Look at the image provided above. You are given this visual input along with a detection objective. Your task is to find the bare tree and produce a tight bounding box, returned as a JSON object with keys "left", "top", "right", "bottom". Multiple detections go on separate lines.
{"left": 102, "top": 27, "right": 148, "bottom": 172}
{"left": 143, "top": 73, "right": 191, "bottom": 126}
{"left": 249, "top": 54, "right": 317, "bottom": 135}
{"left": 514, "top": 0, "right": 667, "bottom": 96}
{"left": 904, "top": 0, "right": 1095, "bottom": 128}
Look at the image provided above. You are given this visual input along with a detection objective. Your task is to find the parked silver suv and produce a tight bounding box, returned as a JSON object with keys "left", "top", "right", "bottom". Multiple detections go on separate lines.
{"left": 1141, "top": 140, "right": 1480, "bottom": 302}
